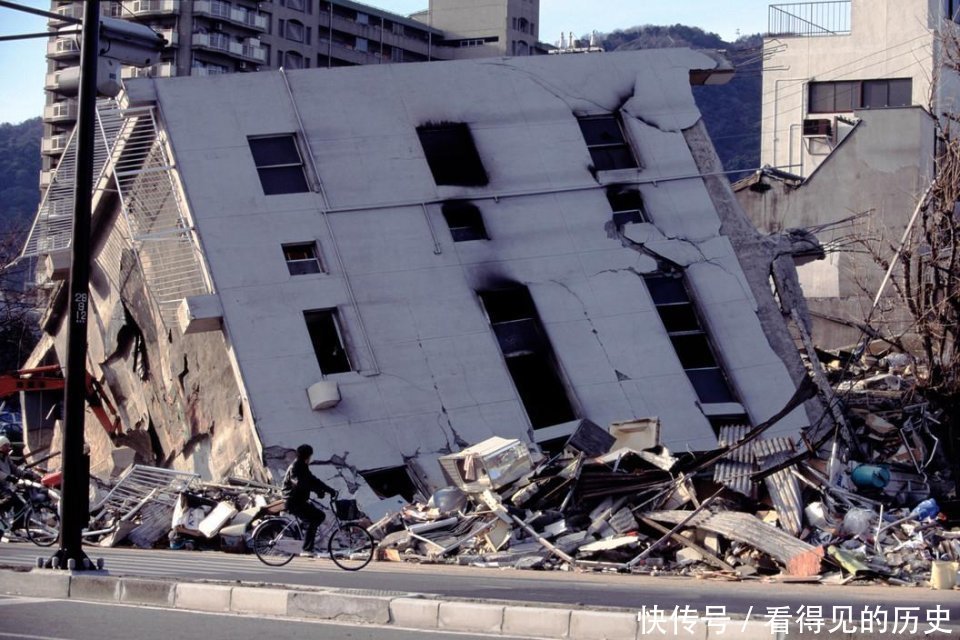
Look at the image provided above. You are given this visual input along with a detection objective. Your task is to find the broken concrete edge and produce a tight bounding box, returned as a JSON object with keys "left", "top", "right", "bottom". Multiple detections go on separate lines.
{"left": 1, "top": 567, "right": 958, "bottom": 639}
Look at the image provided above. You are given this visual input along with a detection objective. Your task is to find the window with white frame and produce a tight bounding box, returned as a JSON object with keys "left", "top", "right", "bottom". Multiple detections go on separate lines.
{"left": 283, "top": 242, "right": 322, "bottom": 275}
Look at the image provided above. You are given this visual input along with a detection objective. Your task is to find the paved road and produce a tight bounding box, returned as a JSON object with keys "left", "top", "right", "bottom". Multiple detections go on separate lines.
{"left": 1, "top": 541, "right": 957, "bottom": 623}
{"left": 0, "top": 594, "right": 523, "bottom": 640}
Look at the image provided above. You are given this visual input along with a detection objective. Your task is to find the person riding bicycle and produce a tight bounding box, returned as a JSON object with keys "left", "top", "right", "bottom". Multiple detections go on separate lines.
{"left": 0, "top": 435, "right": 36, "bottom": 528}
{"left": 281, "top": 444, "right": 335, "bottom": 557}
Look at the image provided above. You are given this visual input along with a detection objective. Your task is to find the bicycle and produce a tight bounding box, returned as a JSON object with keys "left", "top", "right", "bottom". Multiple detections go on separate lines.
{"left": 0, "top": 479, "right": 60, "bottom": 547}
{"left": 251, "top": 495, "right": 375, "bottom": 571}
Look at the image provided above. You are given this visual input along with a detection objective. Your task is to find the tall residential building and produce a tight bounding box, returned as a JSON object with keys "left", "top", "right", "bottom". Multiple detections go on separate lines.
{"left": 735, "top": 0, "right": 960, "bottom": 347}
{"left": 40, "top": 0, "right": 542, "bottom": 188}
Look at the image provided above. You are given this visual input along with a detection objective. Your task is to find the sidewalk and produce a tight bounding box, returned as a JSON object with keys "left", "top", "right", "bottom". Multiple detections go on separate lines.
{"left": 0, "top": 565, "right": 954, "bottom": 640}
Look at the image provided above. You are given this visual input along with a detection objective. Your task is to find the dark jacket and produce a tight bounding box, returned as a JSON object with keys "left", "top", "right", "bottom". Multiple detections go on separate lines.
{"left": 281, "top": 459, "right": 333, "bottom": 506}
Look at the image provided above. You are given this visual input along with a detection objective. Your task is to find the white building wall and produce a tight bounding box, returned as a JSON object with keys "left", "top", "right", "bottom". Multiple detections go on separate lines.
{"left": 761, "top": 0, "right": 949, "bottom": 176}
{"left": 143, "top": 50, "right": 809, "bottom": 484}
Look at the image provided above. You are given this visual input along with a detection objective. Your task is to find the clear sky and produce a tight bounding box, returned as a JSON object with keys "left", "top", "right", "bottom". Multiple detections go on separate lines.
{"left": 0, "top": 0, "right": 774, "bottom": 124}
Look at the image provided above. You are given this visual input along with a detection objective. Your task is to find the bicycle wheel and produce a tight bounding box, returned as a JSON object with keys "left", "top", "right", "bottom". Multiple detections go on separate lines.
{"left": 24, "top": 503, "right": 60, "bottom": 547}
{"left": 251, "top": 518, "right": 301, "bottom": 567}
{"left": 327, "top": 523, "right": 375, "bottom": 571}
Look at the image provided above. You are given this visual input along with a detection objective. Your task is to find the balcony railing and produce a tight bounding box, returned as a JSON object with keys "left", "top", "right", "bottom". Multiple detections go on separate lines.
{"left": 47, "top": 37, "right": 81, "bottom": 58}
{"left": 122, "top": 0, "right": 180, "bottom": 16}
{"left": 192, "top": 33, "right": 266, "bottom": 63}
{"left": 42, "top": 134, "right": 69, "bottom": 155}
{"left": 43, "top": 101, "right": 79, "bottom": 123}
{"left": 768, "top": 1, "right": 851, "bottom": 36}
{"left": 121, "top": 62, "right": 176, "bottom": 79}
{"left": 194, "top": 0, "right": 268, "bottom": 31}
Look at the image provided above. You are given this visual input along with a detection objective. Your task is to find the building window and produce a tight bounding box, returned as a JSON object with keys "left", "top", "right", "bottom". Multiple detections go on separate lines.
{"left": 577, "top": 114, "right": 638, "bottom": 171}
{"left": 283, "top": 242, "right": 322, "bottom": 275}
{"left": 644, "top": 273, "right": 737, "bottom": 404}
{"left": 606, "top": 186, "right": 647, "bottom": 227}
{"left": 808, "top": 78, "right": 912, "bottom": 113}
{"left": 416, "top": 123, "right": 489, "bottom": 187}
{"left": 355, "top": 37, "right": 368, "bottom": 52}
{"left": 248, "top": 135, "right": 310, "bottom": 195}
{"left": 478, "top": 287, "right": 577, "bottom": 429}
{"left": 284, "top": 51, "right": 304, "bottom": 68}
{"left": 286, "top": 0, "right": 305, "bottom": 11}
{"left": 441, "top": 200, "right": 488, "bottom": 241}
{"left": 304, "top": 309, "right": 351, "bottom": 374}
{"left": 356, "top": 11, "right": 369, "bottom": 25}
{"left": 948, "top": 0, "right": 960, "bottom": 21}
{"left": 286, "top": 19, "right": 305, "bottom": 42}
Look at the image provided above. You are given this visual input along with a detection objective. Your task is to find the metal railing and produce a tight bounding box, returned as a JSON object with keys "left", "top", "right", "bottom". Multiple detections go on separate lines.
{"left": 768, "top": 1, "right": 851, "bottom": 36}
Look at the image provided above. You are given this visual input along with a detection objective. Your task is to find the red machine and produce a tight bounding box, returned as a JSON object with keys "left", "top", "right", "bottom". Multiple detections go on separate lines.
{"left": 0, "top": 365, "right": 122, "bottom": 437}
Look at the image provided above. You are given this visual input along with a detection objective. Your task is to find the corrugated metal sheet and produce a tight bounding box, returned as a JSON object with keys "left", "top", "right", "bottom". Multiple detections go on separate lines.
{"left": 754, "top": 438, "right": 803, "bottom": 537}
{"left": 713, "top": 425, "right": 755, "bottom": 497}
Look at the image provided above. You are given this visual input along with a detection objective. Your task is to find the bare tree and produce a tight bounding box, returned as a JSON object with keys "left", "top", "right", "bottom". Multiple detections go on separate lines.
{"left": 0, "top": 225, "right": 40, "bottom": 372}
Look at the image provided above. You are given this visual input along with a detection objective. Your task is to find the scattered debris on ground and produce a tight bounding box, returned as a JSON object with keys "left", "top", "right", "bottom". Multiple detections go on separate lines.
{"left": 34, "top": 341, "right": 957, "bottom": 590}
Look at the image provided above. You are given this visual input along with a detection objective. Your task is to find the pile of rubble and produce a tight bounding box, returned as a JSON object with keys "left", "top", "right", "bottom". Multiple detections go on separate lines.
{"left": 371, "top": 408, "right": 958, "bottom": 588}
{"left": 65, "top": 341, "right": 957, "bottom": 589}
{"left": 81, "top": 466, "right": 282, "bottom": 552}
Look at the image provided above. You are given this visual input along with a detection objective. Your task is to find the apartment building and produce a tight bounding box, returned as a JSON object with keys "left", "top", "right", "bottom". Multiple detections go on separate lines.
{"left": 21, "top": 51, "right": 818, "bottom": 496}
{"left": 40, "top": 0, "right": 541, "bottom": 188}
{"left": 736, "top": 0, "right": 960, "bottom": 347}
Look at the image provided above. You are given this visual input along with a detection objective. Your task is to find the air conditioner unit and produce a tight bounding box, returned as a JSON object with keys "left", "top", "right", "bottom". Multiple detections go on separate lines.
{"left": 802, "top": 118, "right": 833, "bottom": 138}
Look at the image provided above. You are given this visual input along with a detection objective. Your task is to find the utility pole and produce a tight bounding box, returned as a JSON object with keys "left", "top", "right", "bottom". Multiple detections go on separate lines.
{"left": 51, "top": 0, "right": 100, "bottom": 571}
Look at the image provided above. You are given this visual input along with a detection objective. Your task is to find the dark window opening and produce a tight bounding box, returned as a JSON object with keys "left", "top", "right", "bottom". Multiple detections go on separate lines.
{"left": 577, "top": 114, "right": 638, "bottom": 171}
{"left": 479, "top": 287, "right": 576, "bottom": 429}
{"left": 948, "top": 0, "right": 960, "bottom": 22}
{"left": 248, "top": 135, "right": 309, "bottom": 195}
{"left": 147, "top": 419, "right": 165, "bottom": 466}
{"left": 606, "top": 186, "right": 647, "bottom": 227}
{"left": 808, "top": 78, "right": 912, "bottom": 113}
{"left": 304, "top": 309, "right": 352, "bottom": 374}
{"left": 360, "top": 466, "right": 417, "bottom": 502}
{"left": 416, "top": 123, "right": 488, "bottom": 187}
{"left": 283, "top": 242, "right": 322, "bottom": 275}
{"left": 644, "top": 274, "right": 737, "bottom": 405}
{"left": 441, "top": 201, "right": 488, "bottom": 242}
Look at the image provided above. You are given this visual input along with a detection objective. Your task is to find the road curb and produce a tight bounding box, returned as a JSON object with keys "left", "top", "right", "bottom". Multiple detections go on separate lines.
{"left": 0, "top": 567, "right": 957, "bottom": 640}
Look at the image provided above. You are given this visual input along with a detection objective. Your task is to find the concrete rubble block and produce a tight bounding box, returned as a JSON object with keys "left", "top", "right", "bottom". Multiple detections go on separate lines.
{"left": 389, "top": 597, "right": 440, "bottom": 629}
{"left": 174, "top": 583, "right": 233, "bottom": 612}
{"left": 177, "top": 294, "right": 223, "bottom": 335}
{"left": 0, "top": 570, "right": 70, "bottom": 598}
{"left": 568, "top": 609, "right": 638, "bottom": 640}
{"left": 287, "top": 591, "right": 391, "bottom": 624}
{"left": 437, "top": 601, "right": 505, "bottom": 633}
{"left": 503, "top": 605, "right": 571, "bottom": 638}
{"left": 69, "top": 574, "right": 121, "bottom": 601}
{"left": 230, "top": 586, "right": 289, "bottom": 615}
{"left": 119, "top": 578, "right": 176, "bottom": 606}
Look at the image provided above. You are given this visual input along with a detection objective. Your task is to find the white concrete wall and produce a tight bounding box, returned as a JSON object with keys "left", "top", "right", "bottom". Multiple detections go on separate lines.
{"left": 426, "top": 0, "right": 539, "bottom": 57}
{"left": 147, "top": 49, "right": 808, "bottom": 485}
{"left": 760, "top": 0, "right": 951, "bottom": 176}
{"left": 741, "top": 107, "right": 936, "bottom": 347}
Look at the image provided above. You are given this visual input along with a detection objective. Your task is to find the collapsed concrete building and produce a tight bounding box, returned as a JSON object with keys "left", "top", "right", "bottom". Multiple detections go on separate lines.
{"left": 18, "top": 49, "right": 826, "bottom": 504}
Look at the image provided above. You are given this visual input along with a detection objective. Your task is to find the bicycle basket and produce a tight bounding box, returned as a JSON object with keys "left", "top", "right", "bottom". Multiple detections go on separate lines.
{"left": 333, "top": 499, "right": 360, "bottom": 521}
